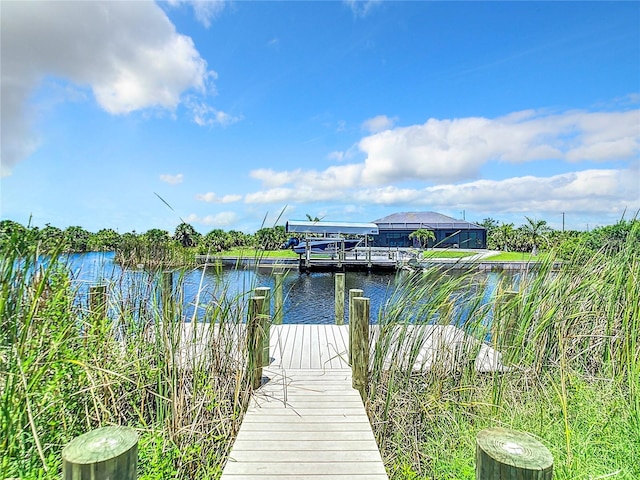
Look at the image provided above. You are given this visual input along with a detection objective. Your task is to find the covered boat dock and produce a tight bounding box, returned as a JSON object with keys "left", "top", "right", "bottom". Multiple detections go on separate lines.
{"left": 284, "top": 220, "right": 397, "bottom": 272}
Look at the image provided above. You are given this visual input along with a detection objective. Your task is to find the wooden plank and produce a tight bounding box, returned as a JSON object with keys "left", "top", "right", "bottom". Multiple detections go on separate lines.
{"left": 228, "top": 449, "right": 383, "bottom": 462}
{"left": 290, "top": 325, "right": 305, "bottom": 369}
{"left": 221, "top": 475, "right": 388, "bottom": 480}
{"left": 234, "top": 430, "right": 376, "bottom": 442}
{"left": 221, "top": 366, "right": 388, "bottom": 480}
{"left": 239, "top": 415, "right": 372, "bottom": 424}
{"left": 309, "top": 325, "right": 321, "bottom": 369}
{"left": 223, "top": 461, "right": 386, "bottom": 475}
{"left": 229, "top": 440, "right": 380, "bottom": 451}
{"left": 238, "top": 422, "right": 374, "bottom": 432}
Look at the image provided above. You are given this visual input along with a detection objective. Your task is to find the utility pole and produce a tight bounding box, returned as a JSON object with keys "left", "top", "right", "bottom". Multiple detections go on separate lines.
{"left": 562, "top": 212, "right": 565, "bottom": 232}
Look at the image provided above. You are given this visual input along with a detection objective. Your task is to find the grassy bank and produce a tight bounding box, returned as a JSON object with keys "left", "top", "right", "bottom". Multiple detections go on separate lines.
{"left": 1, "top": 225, "right": 638, "bottom": 478}
{"left": 368, "top": 226, "right": 640, "bottom": 478}
{"left": 0, "top": 239, "right": 255, "bottom": 479}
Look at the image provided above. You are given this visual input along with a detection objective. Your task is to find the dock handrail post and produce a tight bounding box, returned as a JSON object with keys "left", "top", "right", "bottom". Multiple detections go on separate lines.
{"left": 254, "top": 287, "right": 271, "bottom": 365}
{"left": 334, "top": 273, "right": 345, "bottom": 325}
{"left": 348, "top": 288, "right": 364, "bottom": 364}
{"left": 351, "top": 296, "right": 370, "bottom": 400}
{"left": 476, "top": 427, "right": 553, "bottom": 479}
{"left": 274, "top": 273, "right": 284, "bottom": 325}
{"left": 62, "top": 426, "right": 138, "bottom": 479}
{"left": 247, "top": 296, "right": 266, "bottom": 389}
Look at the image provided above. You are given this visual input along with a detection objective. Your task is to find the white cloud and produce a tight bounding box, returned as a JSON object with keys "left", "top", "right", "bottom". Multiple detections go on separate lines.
{"left": 328, "top": 151, "right": 346, "bottom": 162}
{"left": 244, "top": 106, "right": 639, "bottom": 215}
{"left": 352, "top": 168, "right": 639, "bottom": 215}
{"left": 1, "top": 1, "right": 216, "bottom": 175}
{"left": 358, "top": 109, "right": 639, "bottom": 184}
{"left": 344, "top": 0, "right": 382, "bottom": 17}
{"left": 245, "top": 185, "right": 345, "bottom": 204}
{"left": 361, "top": 115, "right": 397, "bottom": 134}
{"left": 160, "top": 173, "right": 184, "bottom": 185}
{"left": 196, "top": 192, "right": 242, "bottom": 203}
{"left": 243, "top": 166, "right": 639, "bottom": 218}
{"left": 166, "top": 0, "right": 227, "bottom": 28}
{"left": 189, "top": 101, "right": 243, "bottom": 127}
{"left": 250, "top": 164, "right": 364, "bottom": 190}
{"left": 185, "top": 211, "right": 238, "bottom": 227}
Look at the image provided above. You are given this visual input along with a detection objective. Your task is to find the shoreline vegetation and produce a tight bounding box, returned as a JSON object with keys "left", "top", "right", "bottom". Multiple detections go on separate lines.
{"left": 1, "top": 218, "right": 639, "bottom": 478}
{"left": 2, "top": 217, "right": 638, "bottom": 269}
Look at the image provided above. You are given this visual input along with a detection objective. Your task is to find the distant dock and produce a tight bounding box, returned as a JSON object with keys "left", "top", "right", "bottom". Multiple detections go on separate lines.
{"left": 195, "top": 249, "right": 557, "bottom": 273}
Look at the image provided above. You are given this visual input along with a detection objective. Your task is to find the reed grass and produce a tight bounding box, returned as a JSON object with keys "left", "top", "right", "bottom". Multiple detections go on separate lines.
{"left": 2, "top": 225, "right": 638, "bottom": 478}
{"left": 368, "top": 223, "right": 640, "bottom": 479}
{"left": 0, "top": 237, "right": 262, "bottom": 479}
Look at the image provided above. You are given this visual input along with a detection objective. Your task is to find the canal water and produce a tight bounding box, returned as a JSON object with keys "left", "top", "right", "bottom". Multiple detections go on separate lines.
{"left": 62, "top": 252, "right": 513, "bottom": 325}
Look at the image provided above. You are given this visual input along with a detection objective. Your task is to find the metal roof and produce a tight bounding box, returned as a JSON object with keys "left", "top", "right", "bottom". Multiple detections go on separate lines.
{"left": 372, "top": 212, "right": 484, "bottom": 230}
{"left": 286, "top": 220, "right": 379, "bottom": 235}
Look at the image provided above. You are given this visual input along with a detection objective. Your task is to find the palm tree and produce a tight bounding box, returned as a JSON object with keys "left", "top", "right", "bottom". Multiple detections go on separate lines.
{"left": 174, "top": 222, "right": 199, "bottom": 248}
{"left": 493, "top": 223, "right": 514, "bottom": 252}
{"left": 408, "top": 229, "right": 436, "bottom": 248}
{"left": 522, "top": 216, "right": 551, "bottom": 255}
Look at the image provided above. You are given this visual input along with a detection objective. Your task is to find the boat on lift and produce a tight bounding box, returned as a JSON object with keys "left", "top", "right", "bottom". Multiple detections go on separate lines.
{"left": 282, "top": 237, "right": 361, "bottom": 255}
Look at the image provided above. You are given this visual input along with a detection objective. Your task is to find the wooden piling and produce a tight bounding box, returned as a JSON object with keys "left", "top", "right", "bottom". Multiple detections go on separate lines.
{"left": 476, "top": 427, "right": 553, "bottom": 480}
{"left": 62, "top": 426, "right": 138, "bottom": 480}
{"left": 161, "top": 270, "right": 173, "bottom": 322}
{"left": 254, "top": 287, "right": 271, "bottom": 364}
{"left": 89, "top": 285, "right": 107, "bottom": 319}
{"left": 247, "top": 296, "right": 266, "bottom": 389}
{"left": 493, "top": 290, "right": 519, "bottom": 356}
{"left": 334, "top": 273, "right": 345, "bottom": 325}
{"left": 88, "top": 285, "right": 107, "bottom": 340}
{"left": 351, "top": 296, "right": 369, "bottom": 399}
{"left": 274, "top": 272, "right": 284, "bottom": 325}
{"left": 348, "top": 288, "right": 364, "bottom": 364}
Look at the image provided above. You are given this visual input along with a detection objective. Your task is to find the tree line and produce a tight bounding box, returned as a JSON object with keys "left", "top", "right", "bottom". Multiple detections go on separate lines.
{"left": 0, "top": 220, "right": 288, "bottom": 262}
{"left": 1, "top": 216, "right": 637, "bottom": 262}
{"left": 478, "top": 216, "right": 639, "bottom": 259}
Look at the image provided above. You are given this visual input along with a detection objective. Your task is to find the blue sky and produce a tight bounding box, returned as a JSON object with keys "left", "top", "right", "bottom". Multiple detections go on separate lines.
{"left": 1, "top": 1, "right": 639, "bottom": 234}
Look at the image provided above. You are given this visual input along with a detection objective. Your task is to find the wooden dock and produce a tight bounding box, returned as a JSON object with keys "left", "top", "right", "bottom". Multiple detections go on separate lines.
{"left": 216, "top": 324, "right": 504, "bottom": 479}
{"left": 220, "top": 324, "right": 387, "bottom": 479}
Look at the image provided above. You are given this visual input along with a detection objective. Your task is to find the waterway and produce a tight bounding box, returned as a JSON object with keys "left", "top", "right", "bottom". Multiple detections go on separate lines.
{"left": 62, "top": 252, "right": 516, "bottom": 325}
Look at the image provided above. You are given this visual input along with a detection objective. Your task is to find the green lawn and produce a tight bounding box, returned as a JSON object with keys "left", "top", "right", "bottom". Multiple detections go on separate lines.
{"left": 483, "top": 251, "right": 538, "bottom": 261}
{"left": 421, "top": 250, "right": 476, "bottom": 259}
{"left": 218, "top": 248, "right": 299, "bottom": 258}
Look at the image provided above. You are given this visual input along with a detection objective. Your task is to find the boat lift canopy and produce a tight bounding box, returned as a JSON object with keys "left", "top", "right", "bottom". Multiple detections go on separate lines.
{"left": 286, "top": 220, "right": 379, "bottom": 236}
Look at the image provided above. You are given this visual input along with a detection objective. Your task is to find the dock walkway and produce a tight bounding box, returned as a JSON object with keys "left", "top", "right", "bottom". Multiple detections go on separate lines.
{"left": 220, "top": 325, "right": 388, "bottom": 479}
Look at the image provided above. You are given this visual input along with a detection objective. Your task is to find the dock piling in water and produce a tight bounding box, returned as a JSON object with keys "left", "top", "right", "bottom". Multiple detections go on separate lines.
{"left": 274, "top": 272, "right": 284, "bottom": 325}
{"left": 334, "top": 273, "right": 345, "bottom": 325}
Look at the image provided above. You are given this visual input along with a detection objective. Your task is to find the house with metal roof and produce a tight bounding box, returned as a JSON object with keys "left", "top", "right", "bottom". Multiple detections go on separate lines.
{"left": 372, "top": 211, "right": 487, "bottom": 249}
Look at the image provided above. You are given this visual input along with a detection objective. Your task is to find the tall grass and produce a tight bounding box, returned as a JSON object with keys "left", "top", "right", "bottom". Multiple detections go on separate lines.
{"left": 368, "top": 224, "right": 640, "bottom": 479}
{"left": 0, "top": 236, "right": 259, "bottom": 479}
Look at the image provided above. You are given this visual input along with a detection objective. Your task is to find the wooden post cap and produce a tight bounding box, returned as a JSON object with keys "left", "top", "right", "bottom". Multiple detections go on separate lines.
{"left": 476, "top": 427, "right": 553, "bottom": 479}
{"left": 62, "top": 426, "right": 138, "bottom": 479}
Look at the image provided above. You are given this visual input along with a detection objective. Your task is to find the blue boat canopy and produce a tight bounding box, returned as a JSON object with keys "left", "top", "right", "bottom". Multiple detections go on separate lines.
{"left": 286, "top": 220, "right": 379, "bottom": 236}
